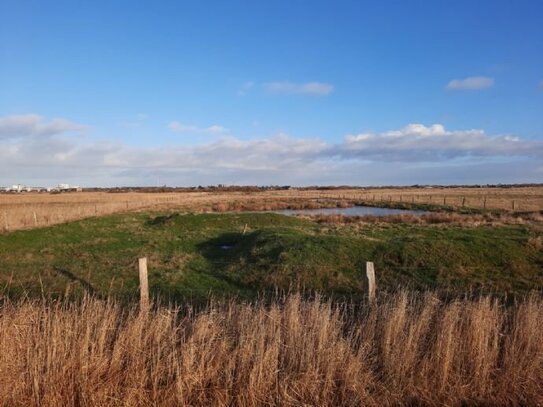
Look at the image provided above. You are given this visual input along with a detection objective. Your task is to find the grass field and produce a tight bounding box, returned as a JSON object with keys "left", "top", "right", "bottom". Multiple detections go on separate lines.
{"left": 1, "top": 211, "right": 542, "bottom": 300}
{"left": 1, "top": 193, "right": 542, "bottom": 406}
{"left": 1, "top": 186, "right": 542, "bottom": 232}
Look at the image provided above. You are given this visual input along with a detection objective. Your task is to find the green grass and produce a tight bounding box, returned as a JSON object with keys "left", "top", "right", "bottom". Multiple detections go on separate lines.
{"left": 0, "top": 212, "right": 541, "bottom": 300}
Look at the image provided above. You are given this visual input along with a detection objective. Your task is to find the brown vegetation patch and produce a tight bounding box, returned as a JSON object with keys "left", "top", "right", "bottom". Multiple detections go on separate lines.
{"left": 311, "top": 211, "right": 543, "bottom": 227}
{"left": 1, "top": 292, "right": 542, "bottom": 406}
{"left": 1, "top": 186, "right": 542, "bottom": 232}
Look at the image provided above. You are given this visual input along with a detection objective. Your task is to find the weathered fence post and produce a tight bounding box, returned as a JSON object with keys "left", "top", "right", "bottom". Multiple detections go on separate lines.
{"left": 33, "top": 211, "right": 38, "bottom": 226}
{"left": 138, "top": 257, "right": 150, "bottom": 313}
{"left": 366, "top": 261, "right": 376, "bottom": 303}
{"left": 3, "top": 212, "right": 9, "bottom": 232}
{"left": 512, "top": 200, "right": 516, "bottom": 211}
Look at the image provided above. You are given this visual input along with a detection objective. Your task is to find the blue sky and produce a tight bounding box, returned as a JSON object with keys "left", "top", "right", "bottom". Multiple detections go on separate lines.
{"left": 0, "top": 0, "right": 542, "bottom": 186}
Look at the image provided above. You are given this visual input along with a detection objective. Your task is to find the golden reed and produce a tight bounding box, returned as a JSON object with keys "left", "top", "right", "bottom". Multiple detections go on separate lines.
{"left": 1, "top": 292, "right": 542, "bottom": 406}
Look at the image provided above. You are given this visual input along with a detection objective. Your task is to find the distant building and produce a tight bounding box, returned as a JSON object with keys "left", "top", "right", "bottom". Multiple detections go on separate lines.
{"left": 2, "top": 184, "right": 47, "bottom": 193}
{"left": 47, "top": 184, "right": 82, "bottom": 192}
{"left": 7, "top": 184, "right": 23, "bottom": 192}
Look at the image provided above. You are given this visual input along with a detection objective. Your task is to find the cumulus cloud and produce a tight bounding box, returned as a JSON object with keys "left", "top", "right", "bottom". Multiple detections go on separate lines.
{"left": 337, "top": 123, "right": 541, "bottom": 161}
{"left": 262, "top": 81, "right": 334, "bottom": 95}
{"left": 1, "top": 114, "right": 541, "bottom": 186}
{"left": 446, "top": 76, "right": 494, "bottom": 90}
{"left": 0, "top": 114, "right": 87, "bottom": 140}
{"left": 168, "top": 121, "right": 228, "bottom": 135}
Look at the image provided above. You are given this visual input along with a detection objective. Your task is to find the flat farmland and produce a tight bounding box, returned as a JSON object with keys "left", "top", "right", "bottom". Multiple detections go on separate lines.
{"left": 1, "top": 189, "right": 543, "bottom": 405}
{"left": 0, "top": 186, "right": 542, "bottom": 232}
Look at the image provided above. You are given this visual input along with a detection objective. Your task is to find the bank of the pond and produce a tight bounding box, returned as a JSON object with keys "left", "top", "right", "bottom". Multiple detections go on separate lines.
{"left": 276, "top": 205, "right": 428, "bottom": 217}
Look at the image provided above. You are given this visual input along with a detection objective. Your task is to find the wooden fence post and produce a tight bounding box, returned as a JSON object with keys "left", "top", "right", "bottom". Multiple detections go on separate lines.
{"left": 366, "top": 261, "right": 376, "bottom": 303}
{"left": 138, "top": 257, "right": 149, "bottom": 313}
{"left": 3, "top": 212, "right": 8, "bottom": 232}
{"left": 33, "top": 211, "right": 38, "bottom": 226}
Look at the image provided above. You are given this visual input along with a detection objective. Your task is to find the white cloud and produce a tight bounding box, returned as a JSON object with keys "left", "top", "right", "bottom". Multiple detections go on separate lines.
{"left": 338, "top": 123, "right": 540, "bottom": 161}
{"left": 237, "top": 80, "right": 334, "bottom": 96}
{"left": 1, "top": 114, "right": 541, "bottom": 186}
{"left": 262, "top": 81, "right": 334, "bottom": 95}
{"left": 446, "top": 76, "right": 494, "bottom": 90}
{"left": 0, "top": 114, "right": 87, "bottom": 140}
{"left": 168, "top": 121, "right": 228, "bottom": 135}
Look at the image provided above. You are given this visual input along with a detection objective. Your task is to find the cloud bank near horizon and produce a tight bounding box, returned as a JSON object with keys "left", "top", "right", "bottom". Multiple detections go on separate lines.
{"left": 0, "top": 114, "right": 541, "bottom": 187}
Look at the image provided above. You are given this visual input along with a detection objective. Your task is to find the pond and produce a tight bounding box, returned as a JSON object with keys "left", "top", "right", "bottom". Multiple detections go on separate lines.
{"left": 276, "top": 205, "right": 428, "bottom": 217}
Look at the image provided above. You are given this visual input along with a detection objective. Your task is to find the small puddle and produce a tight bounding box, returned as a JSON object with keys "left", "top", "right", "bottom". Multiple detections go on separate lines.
{"left": 220, "top": 244, "right": 234, "bottom": 250}
{"left": 276, "top": 205, "right": 427, "bottom": 217}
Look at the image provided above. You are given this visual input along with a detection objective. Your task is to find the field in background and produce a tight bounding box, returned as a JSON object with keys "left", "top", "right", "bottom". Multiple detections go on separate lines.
{"left": 1, "top": 186, "right": 542, "bottom": 232}
{"left": 2, "top": 292, "right": 542, "bottom": 406}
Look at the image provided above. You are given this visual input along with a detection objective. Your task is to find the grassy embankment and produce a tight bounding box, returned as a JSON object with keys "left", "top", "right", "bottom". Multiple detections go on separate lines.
{"left": 1, "top": 212, "right": 541, "bottom": 300}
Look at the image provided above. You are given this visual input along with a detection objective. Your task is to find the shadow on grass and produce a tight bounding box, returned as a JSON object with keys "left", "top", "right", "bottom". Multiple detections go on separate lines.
{"left": 53, "top": 266, "right": 101, "bottom": 297}
{"left": 195, "top": 230, "right": 289, "bottom": 291}
{"left": 146, "top": 213, "right": 180, "bottom": 226}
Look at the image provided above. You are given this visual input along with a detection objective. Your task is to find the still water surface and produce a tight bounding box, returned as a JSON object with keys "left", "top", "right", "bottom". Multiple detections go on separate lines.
{"left": 276, "top": 205, "right": 427, "bottom": 217}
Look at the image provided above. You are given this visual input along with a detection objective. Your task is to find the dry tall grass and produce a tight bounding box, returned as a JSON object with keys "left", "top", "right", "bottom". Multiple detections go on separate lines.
{"left": 0, "top": 191, "right": 344, "bottom": 232}
{"left": 1, "top": 292, "right": 542, "bottom": 406}
{"left": 311, "top": 211, "right": 543, "bottom": 226}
